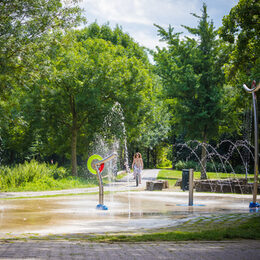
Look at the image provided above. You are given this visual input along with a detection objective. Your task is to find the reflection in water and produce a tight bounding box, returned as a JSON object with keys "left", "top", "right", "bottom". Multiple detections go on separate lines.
{"left": 0, "top": 201, "right": 4, "bottom": 229}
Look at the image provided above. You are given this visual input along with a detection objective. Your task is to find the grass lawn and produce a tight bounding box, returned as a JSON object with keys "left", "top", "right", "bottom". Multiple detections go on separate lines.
{"left": 1, "top": 177, "right": 100, "bottom": 192}
{"left": 91, "top": 215, "right": 260, "bottom": 242}
{"left": 35, "top": 214, "right": 260, "bottom": 242}
{"left": 116, "top": 171, "right": 128, "bottom": 180}
{"left": 157, "top": 169, "right": 255, "bottom": 188}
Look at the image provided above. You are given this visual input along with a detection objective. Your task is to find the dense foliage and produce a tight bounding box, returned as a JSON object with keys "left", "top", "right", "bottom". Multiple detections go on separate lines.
{"left": 0, "top": 160, "right": 98, "bottom": 191}
{"left": 0, "top": 0, "right": 83, "bottom": 112}
{"left": 0, "top": 1, "right": 258, "bottom": 189}
{"left": 154, "top": 4, "right": 226, "bottom": 178}
{"left": 219, "top": 0, "right": 259, "bottom": 85}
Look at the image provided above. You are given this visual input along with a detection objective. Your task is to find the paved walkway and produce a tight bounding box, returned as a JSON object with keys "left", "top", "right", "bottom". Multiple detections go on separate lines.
{"left": 0, "top": 169, "right": 160, "bottom": 199}
{"left": 0, "top": 240, "right": 259, "bottom": 259}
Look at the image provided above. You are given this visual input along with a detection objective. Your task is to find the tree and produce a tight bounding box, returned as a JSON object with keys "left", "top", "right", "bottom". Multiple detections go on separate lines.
{"left": 23, "top": 29, "right": 153, "bottom": 175}
{"left": 219, "top": 0, "right": 259, "bottom": 152}
{"left": 0, "top": 0, "right": 83, "bottom": 164}
{"left": 0, "top": 0, "right": 83, "bottom": 89}
{"left": 154, "top": 3, "right": 225, "bottom": 179}
{"left": 219, "top": 0, "right": 260, "bottom": 85}
{"left": 133, "top": 77, "right": 170, "bottom": 168}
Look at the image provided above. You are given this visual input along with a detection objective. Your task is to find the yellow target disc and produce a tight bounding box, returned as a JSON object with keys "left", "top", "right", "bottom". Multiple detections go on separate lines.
{"left": 87, "top": 154, "right": 103, "bottom": 174}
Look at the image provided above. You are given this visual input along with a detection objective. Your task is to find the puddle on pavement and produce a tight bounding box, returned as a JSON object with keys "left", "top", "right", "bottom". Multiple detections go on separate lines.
{"left": 0, "top": 191, "right": 252, "bottom": 235}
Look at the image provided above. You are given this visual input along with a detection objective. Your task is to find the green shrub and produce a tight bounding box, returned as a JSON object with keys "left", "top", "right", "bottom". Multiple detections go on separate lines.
{"left": 157, "top": 159, "right": 172, "bottom": 168}
{"left": 49, "top": 164, "right": 69, "bottom": 179}
{"left": 0, "top": 160, "right": 101, "bottom": 191}
{"left": 174, "top": 161, "right": 186, "bottom": 171}
{"left": 0, "top": 160, "right": 69, "bottom": 191}
{"left": 77, "top": 165, "right": 97, "bottom": 180}
{"left": 175, "top": 161, "right": 200, "bottom": 171}
{"left": 234, "top": 165, "right": 246, "bottom": 174}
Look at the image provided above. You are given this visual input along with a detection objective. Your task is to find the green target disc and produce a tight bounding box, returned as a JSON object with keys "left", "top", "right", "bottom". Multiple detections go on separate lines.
{"left": 87, "top": 154, "right": 103, "bottom": 174}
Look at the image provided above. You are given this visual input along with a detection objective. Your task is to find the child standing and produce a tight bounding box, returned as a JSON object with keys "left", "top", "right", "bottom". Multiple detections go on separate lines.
{"left": 132, "top": 152, "right": 143, "bottom": 186}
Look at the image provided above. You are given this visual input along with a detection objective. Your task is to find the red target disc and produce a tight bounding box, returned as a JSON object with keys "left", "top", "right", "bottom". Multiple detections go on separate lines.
{"left": 99, "top": 163, "right": 104, "bottom": 173}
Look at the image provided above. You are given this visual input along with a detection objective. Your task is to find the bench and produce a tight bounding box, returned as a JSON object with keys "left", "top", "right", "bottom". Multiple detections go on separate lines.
{"left": 146, "top": 180, "right": 169, "bottom": 191}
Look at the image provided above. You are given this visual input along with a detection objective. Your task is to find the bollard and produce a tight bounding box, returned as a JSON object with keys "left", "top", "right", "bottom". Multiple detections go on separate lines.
{"left": 188, "top": 169, "right": 194, "bottom": 206}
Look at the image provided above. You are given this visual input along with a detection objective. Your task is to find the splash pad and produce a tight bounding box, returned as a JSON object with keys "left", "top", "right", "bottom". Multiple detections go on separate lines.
{"left": 0, "top": 176, "right": 256, "bottom": 238}
{"left": 0, "top": 95, "right": 257, "bottom": 238}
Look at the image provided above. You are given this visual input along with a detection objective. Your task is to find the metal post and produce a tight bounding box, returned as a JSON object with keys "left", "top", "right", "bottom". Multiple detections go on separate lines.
{"left": 189, "top": 168, "right": 194, "bottom": 206}
{"left": 95, "top": 166, "right": 104, "bottom": 205}
{"left": 95, "top": 152, "right": 117, "bottom": 166}
{"left": 243, "top": 81, "right": 260, "bottom": 206}
{"left": 252, "top": 91, "right": 258, "bottom": 204}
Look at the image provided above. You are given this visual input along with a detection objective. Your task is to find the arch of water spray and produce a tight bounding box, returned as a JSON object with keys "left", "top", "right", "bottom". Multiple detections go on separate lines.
{"left": 173, "top": 80, "right": 259, "bottom": 208}
{"left": 175, "top": 140, "right": 255, "bottom": 176}
{"left": 174, "top": 140, "right": 258, "bottom": 195}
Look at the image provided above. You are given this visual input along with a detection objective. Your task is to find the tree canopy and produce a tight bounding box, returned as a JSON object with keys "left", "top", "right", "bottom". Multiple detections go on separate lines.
{"left": 219, "top": 0, "right": 259, "bottom": 85}
{"left": 11, "top": 23, "right": 155, "bottom": 175}
{"left": 0, "top": 0, "right": 83, "bottom": 82}
{"left": 154, "top": 3, "right": 225, "bottom": 178}
{"left": 0, "top": 1, "right": 257, "bottom": 177}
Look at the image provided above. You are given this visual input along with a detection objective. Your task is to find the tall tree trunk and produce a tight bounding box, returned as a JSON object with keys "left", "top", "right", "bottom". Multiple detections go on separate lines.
{"left": 153, "top": 147, "right": 157, "bottom": 168}
{"left": 147, "top": 147, "right": 150, "bottom": 168}
{"left": 70, "top": 95, "right": 78, "bottom": 176}
{"left": 71, "top": 126, "right": 78, "bottom": 176}
{"left": 200, "top": 129, "right": 207, "bottom": 179}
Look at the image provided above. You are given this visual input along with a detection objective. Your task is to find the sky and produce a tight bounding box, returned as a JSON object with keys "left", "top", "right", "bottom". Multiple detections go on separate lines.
{"left": 79, "top": 0, "right": 239, "bottom": 50}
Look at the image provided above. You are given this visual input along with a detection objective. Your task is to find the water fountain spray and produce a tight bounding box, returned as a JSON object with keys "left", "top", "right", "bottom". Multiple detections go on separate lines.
{"left": 243, "top": 80, "right": 260, "bottom": 208}
{"left": 87, "top": 152, "right": 117, "bottom": 210}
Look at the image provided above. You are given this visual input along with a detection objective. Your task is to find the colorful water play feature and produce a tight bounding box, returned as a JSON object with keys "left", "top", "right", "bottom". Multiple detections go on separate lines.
{"left": 87, "top": 152, "right": 117, "bottom": 210}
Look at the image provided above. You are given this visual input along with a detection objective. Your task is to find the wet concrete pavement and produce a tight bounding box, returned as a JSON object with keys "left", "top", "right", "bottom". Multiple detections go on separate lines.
{"left": 0, "top": 191, "right": 255, "bottom": 236}
{"left": 0, "top": 170, "right": 165, "bottom": 236}
{"left": 0, "top": 169, "right": 256, "bottom": 237}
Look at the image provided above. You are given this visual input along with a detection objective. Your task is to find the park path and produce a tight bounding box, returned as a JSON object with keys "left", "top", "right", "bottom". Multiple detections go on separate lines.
{"left": 0, "top": 169, "right": 160, "bottom": 199}
{"left": 0, "top": 240, "right": 259, "bottom": 260}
